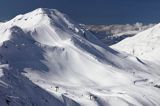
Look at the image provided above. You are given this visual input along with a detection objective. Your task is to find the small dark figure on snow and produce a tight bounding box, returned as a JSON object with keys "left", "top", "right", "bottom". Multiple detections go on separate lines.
{"left": 89, "top": 94, "right": 93, "bottom": 100}
{"left": 55, "top": 86, "right": 59, "bottom": 92}
{"left": 89, "top": 94, "right": 98, "bottom": 100}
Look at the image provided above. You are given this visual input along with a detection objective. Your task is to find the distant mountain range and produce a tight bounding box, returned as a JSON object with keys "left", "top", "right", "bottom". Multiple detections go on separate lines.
{"left": 85, "top": 23, "right": 155, "bottom": 45}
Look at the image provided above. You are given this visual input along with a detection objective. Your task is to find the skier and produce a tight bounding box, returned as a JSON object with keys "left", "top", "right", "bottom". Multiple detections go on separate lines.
{"left": 55, "top": 86, "right": 59, "bottom": 92}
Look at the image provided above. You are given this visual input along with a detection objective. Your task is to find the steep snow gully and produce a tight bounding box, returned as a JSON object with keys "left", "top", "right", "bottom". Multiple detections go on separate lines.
{"left": 0, "top": 8, "right": 160, "bottom": 106}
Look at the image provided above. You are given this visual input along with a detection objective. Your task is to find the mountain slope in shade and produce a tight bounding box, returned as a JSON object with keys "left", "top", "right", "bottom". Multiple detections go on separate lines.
{"left": 111, "top": 23, "right": 160, "bottom": 61}
{"left": 0, "top": 8, "right": 160, "bottom": 106}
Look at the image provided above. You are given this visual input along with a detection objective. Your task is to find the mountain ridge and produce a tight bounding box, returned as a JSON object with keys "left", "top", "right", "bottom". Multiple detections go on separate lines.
{"left": 0, "top": 8, "right": 160, "bottom": 106}
{"left": 85, "top": 23, "right": 155, "bottom": 45}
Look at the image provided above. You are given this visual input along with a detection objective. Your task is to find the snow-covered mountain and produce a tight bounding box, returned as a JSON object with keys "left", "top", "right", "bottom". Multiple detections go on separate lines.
{"left": 85, "top": 23, "right": 155, "bottom": 45}
{"left": 0, "top": 8, "right": 160, "bottom": 106}
{"left": 111, "top": 23, "right": 160, "bottom": 61}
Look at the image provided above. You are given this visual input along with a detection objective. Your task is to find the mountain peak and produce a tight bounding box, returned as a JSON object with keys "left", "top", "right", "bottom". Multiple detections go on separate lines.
{"left": 30, "top": 8, "right": 60, "bottom": 16}
{"left": 1, "top": 8, "right": 65, "bottom": 29}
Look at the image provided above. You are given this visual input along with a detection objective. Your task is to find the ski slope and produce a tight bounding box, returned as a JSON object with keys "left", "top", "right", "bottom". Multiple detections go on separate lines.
{"left": 111, "top": 23, "right": 160, "bottom": 61}
{"left": 0, "top": 8, "right": 160, "bottom": 106}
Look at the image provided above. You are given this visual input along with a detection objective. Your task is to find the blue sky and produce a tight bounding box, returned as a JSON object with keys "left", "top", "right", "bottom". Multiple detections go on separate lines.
{"left": 0, "top": 0, "right": 160, "bottom": 24}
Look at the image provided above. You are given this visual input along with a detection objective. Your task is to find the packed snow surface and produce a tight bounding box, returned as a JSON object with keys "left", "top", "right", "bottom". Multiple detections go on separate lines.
{"left": 111, "top": 23, "right": 160, "bottom": 61}
{"left": 0, "top": 8, "right": 160, "bottom": 106}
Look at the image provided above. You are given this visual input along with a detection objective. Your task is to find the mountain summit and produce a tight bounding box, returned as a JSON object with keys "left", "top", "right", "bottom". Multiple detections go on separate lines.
{"left": 0, "top": 8, "right": 160, "bottom": 106}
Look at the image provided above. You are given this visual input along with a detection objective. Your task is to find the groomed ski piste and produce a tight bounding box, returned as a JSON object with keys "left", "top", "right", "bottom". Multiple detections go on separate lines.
{"left": 0, "top": 8, "right": 160, "bottom": 106}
